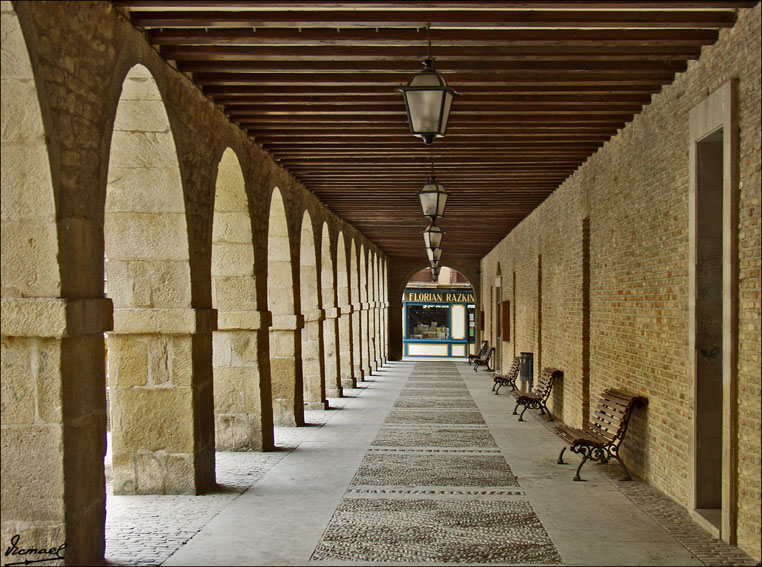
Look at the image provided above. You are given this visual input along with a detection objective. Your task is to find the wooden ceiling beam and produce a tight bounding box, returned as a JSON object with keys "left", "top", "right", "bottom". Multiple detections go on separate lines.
{"left": 115, "top": 2, "right": 756, "bottom": 10}
{"left": 178, "top": 58, "right": 689, "bottom": 73}
{"left": 192, "top": 71, "right": 677, "bottom": 84}
{"left": 129, "top": 9, "right": 737, "bottom": 29}
{"left": 160, "top": 44, "right": 703, "bottom": 61}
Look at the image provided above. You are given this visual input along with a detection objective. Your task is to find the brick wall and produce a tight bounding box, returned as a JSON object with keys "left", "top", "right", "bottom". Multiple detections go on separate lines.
{"left": 481, "top": 5, "right": 760, "bottom": 559}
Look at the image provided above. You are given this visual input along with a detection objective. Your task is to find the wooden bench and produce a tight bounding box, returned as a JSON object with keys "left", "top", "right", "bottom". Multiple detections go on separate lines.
{"left": 510, "top": 367, "right": 562, "bottom": 421}
{"left": 472, "top": 347, "right": 495, "bottom": 372}
{"left": 492, "top": 356, "right": 520, "bottom": 394}
{"left": 553, "top": 388, "right": 647, "bottom": 481}
{"left": 468, "top": 340, "right": 489, "bottom": 366}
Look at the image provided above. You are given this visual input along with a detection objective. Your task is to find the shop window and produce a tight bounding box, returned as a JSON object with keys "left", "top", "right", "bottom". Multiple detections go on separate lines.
{"left": 407, "top": 304, "right": 449, "bottom": 340}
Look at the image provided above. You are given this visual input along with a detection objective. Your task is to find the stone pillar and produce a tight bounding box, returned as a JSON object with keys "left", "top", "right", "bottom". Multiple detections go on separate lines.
{"left": 1, "top": 297, "right": 113, "bottom": 565}
{"left": 108, "top": 307, "right": 216, "bottom": 495}
{"left": 382, "top": 301, "right": 389, "bottom": 363}
{"left": 322, "top": 307, "right": 341, "bottom": 397}
{"left": 213, "top": 309, "right": 274, "bottom": 451}
{"left": 368, "top": 302, "right": 378, "bottom": 373}
{"left": 268, "top": 314, "right": 305, "bottom": 427}
{"left": 302, "top": 309, "right": 328, "bottom": 410}
{"left": 337, "top": 305, "right": 355, "bottom": 389}
{"left": 351, "top": 305, "right": 364, "bottom": 381}
{"left": 389, "top": 296, "right": 403, "bottom": 360}
{"left": 361, "top": 304, "right": 372, "bottom": 377}
{"left": 372, "top": 301, "right": 383, "bottom": 370}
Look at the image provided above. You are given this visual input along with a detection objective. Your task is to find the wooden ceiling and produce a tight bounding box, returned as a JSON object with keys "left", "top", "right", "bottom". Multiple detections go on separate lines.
{"left": 114, "top": 1, "right": 754, "bottom": 266}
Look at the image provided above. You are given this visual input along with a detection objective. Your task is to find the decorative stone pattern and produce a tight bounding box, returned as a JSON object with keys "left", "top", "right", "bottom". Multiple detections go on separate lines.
{"left": 400, "top": 387, "right": 469, "bottom": 396}
{"left": 393, "top": 397, "right": 478, "bottom": 409}
{"left": 384, "top": 410, "right": 486, "bottom": 425}
{"left": 310, "top": 498, "right": 562, "bottom": 564}
{"left": 372, "top": 426, "right": 497, "bottom": 448}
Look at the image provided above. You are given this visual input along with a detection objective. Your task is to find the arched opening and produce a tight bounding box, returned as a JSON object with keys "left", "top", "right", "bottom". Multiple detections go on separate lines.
{"left": 300, "top": 211, "right": 327, "bottom": 410}
{"left": 402, "top": 266, "right": 476, "bottom": 360}
{"left": 105, "top": 63, "right": 214, "bottom": 497}
{"left": 0, "top": 4, "right": 89, "bottom": 559}
{"left": 367, "top": 252, "right": 378, "bottom": 372}
{"left": 359, "top": 245, "right": 371, "bottom": 377}
{"left": 349, "top": 239, "right": 363, "bottom": 381}
{"left": 267, "top": 188, "right": 303, "bottom": 426}
{"left": 212, "top": 147, "right": 271, "bottom": 450}
{"left": 320, "top": 224, "right": 341, "bottom": 397}
{"left": 336, "top": 232, "right": 354, "bottom": 388}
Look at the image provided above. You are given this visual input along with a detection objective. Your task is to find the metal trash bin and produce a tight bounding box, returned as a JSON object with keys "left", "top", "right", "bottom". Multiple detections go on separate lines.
{"left": 519, "top": 352, "right": 534, "bottom": 383}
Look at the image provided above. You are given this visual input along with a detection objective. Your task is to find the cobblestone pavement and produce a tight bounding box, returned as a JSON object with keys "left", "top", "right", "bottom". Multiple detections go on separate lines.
{"left": 310, "top": 364, "right": 561, "bottom": 564}
{"left": 103, "top": 365, "right": 758, "bottom": 566}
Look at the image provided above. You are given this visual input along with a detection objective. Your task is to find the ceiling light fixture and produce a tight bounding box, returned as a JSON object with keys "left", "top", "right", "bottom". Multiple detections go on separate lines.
{"left": 399, "top": 24, "right": 458, "bottom": 145}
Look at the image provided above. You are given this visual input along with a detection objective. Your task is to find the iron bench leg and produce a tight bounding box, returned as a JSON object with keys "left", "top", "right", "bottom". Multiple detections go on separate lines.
{"left": 573, "top": 454, "right": 590, "bottom": 481}
{"left": 557, "top": 446, "right": 567, "bottom": 464}
{"left": 512, "top": 402, "right": 520, "bottom": 415}
{"left": 613, "top": 453, "right": 632, "bottom": 481}
{"left": 518, "top": 405, "right": 529, "bottom": 421}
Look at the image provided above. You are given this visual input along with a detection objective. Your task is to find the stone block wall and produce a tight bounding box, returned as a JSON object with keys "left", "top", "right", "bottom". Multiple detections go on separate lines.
{"left": 480, "top": 4, "right": 760, "bottom": 559}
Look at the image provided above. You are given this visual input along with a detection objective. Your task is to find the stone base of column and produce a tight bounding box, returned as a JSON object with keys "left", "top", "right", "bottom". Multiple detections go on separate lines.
{"left": 326, "top": 387, "right": 343, "bottom": 397}
{"left": 304, "top": 400, "right": 329, "bottom": 411}
{"left": 341, "top": 377, "right": 356, "bottom": 389}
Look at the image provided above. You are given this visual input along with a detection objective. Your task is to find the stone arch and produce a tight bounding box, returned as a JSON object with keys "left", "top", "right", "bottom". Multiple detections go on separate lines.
{"left": 1, "top": 3, "right": 81, "bottom": 559}
{"left": 349, "top": 239, "right": 363, "bottom": 381}
{"left": 367, "top": 250, "right": 378, "bottom": 372}
{"left": 373, "top": 253, "right": 383, "bottom": 367}
{"left": 300, "top": 210, "right": 326, "bottom": 410}
{"left": 267, "top": 187, "right": 303, "bottom": 426}
{"left": 381, "top": 259, "right": 389, "bottom": 362}
{"left": 321, "top": 224, "right": 341, "bottom": 397}
{"left": 336, "top": 232, "right": 354, "bottom": 388}
{"left": 359, "top": 244, "right": 371, "bottom": 376}
{"left": 211, "top": 147, "right": 271, "bottom": 451}
{"left": 105, "top": 63, "right": 214, "bottom": 495}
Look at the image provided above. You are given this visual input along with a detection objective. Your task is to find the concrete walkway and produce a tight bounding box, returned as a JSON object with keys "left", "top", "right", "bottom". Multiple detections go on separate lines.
{"left": 104, "top": 361, "right": 756, "bottom": 566}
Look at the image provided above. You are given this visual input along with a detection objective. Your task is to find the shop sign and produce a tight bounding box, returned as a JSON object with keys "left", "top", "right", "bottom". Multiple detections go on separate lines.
{"left": 404, "top": 290, "right": 475, "bottom": 303}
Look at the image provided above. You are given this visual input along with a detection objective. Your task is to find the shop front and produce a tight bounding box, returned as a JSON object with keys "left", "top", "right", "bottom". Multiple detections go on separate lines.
{"left": 403, "top": 288, "right": 476, "bottom": 359}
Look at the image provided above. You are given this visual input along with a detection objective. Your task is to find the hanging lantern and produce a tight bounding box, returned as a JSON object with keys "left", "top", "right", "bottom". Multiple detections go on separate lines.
{"left": 418, "top": 161, "right": 448, "bottom": 221}
{"left": 422, "top": 223, "right": 444, "bottom": 251}
{"left": 430, "top": 259, "right": 440, "bottom": 270}
{"left": 431, "top": 267, "right": 441, "bottom": 282}
{"left": 426, "top": 247, "right": 442, "bottom": 263}
{"left": 399, "top": 25, "right": 458, "bottom": 144}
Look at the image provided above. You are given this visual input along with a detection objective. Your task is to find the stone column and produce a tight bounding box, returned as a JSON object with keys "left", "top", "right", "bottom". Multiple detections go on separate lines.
{"left": 2, "top": 297, "right": 113, "bottom": 565}
{"left": 351, "top": 304, "right": 364, "bottom": 381}
{"left": 302, "top": 309, "right": 328, "bottom": 410}
{"left": 381, "top": 301, "right": 389, "bottom": 363}
{"left": 268, "top": 314, "right": 305, "bottom": 426}
{"left": 337, "top": 304, "right": 355, "bottom": 389}
{"left": 372, "top": 301, "right": 383, "bottom": 370}
{"left": 361, "top": 303, "right": 372, "bottom": 377}
{"left": 213, "top": 309, "right": 274, "bottom": 451}
{"left": 108, "top": 307, "right": 216, "bottom": 495}
{"left": 322, "top": 307, "right": 341, "bottom": 397}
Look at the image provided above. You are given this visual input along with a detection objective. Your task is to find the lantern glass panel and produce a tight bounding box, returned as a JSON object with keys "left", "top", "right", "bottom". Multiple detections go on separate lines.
{"left": 405, "top": 89, "right": 445, "bottom": 135}
{"left": 440, "top": 91, "right": 454, "bottom": 134}
{"left": 423, "top": 225, "right": 443, "bottom": 250}
{"left": 419, "top": 182, "right": 448, "bottom": 219}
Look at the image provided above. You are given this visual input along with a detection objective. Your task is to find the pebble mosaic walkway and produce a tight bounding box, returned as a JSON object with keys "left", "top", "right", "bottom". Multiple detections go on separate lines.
{"left": 309, "top": 363, "right": 562, "bottom": 564}
{"left": 103, "top": 361, "right": 758, "bottom": 566}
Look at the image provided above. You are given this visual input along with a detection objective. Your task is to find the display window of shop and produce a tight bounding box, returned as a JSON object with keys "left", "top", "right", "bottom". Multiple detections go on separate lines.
{"left": 407, "top": 303, "right": 450, "bottom": 340}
